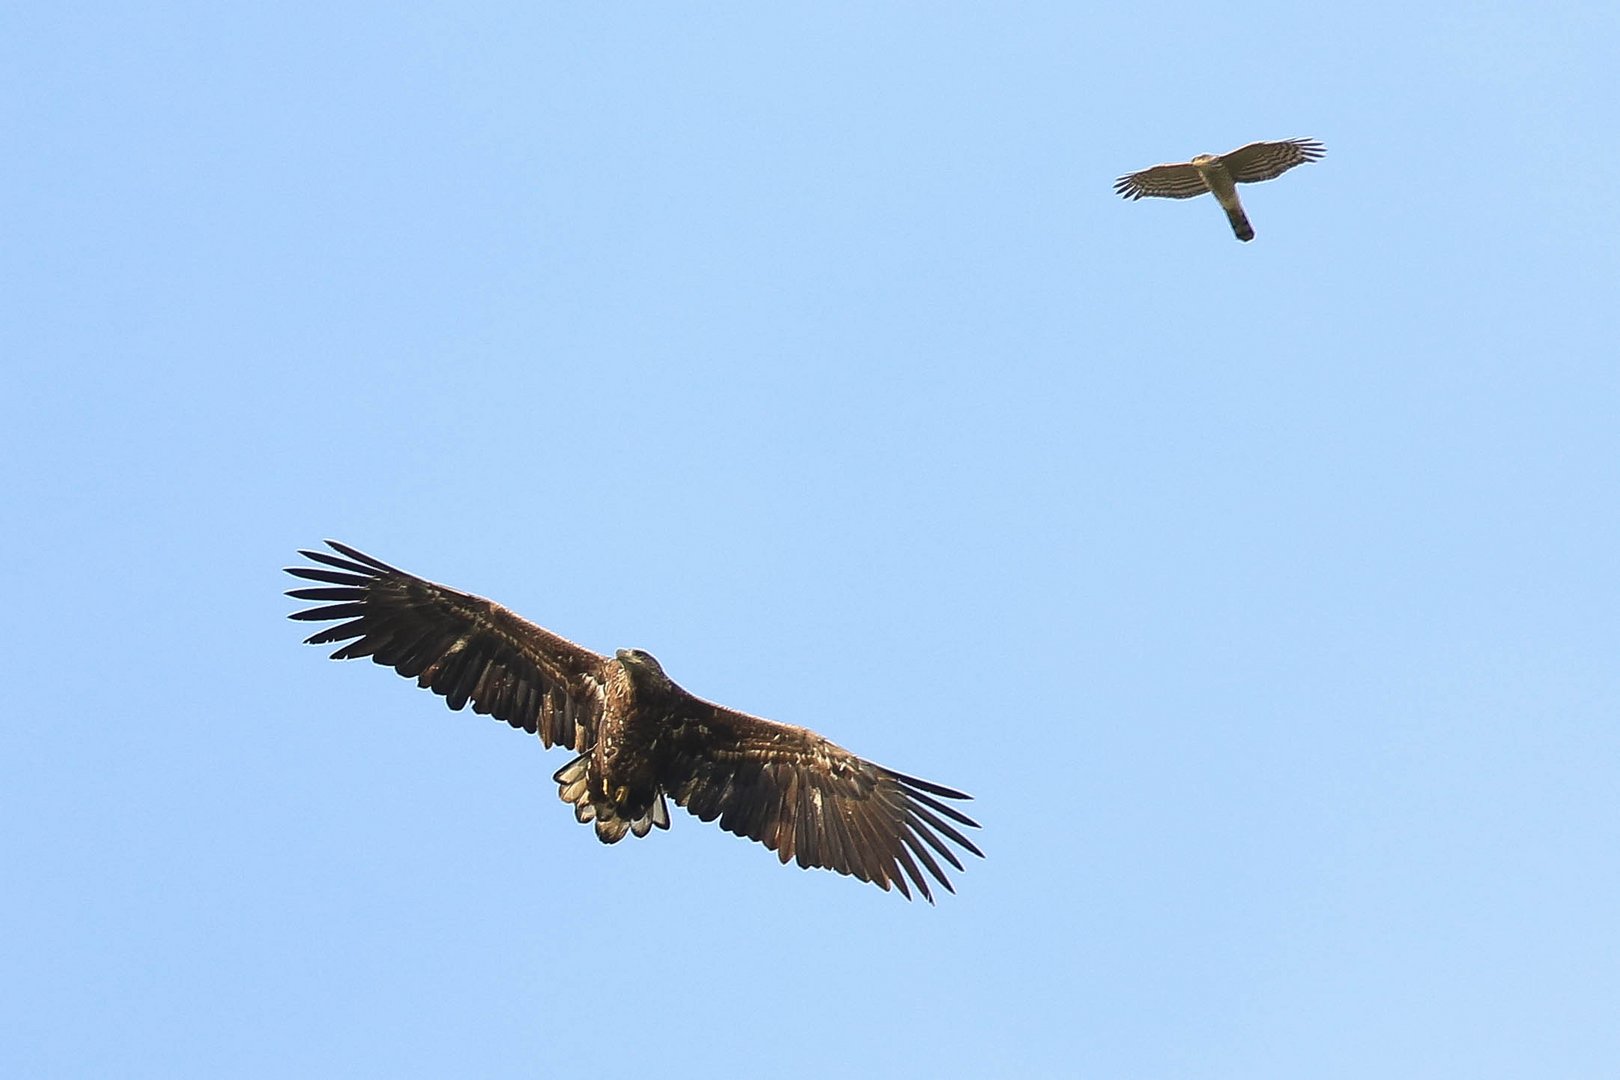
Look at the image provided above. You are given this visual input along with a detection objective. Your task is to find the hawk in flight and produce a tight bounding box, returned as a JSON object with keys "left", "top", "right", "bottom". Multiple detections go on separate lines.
{"left": 286, "top": 541, "right": 982, "bottom": 901}
{"left": 1114, "top": 138, "right": 1325, "bottom": 241}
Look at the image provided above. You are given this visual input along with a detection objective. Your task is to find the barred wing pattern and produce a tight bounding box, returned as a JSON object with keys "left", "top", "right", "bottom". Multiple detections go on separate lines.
{"left": 1113, "top": 162, "right": 1208, "bottom": 201}
{"left": 286, "top": 541, "right": 605, "bottom": 752}
{"left": 659, "top": 703, "right": 984, "bottom": 903}
{"left": 1221, "top": 138, "right": 1325, "bottom": 183}
{"left": 1114, "top": 138, "right": 1325, "bottom": 200}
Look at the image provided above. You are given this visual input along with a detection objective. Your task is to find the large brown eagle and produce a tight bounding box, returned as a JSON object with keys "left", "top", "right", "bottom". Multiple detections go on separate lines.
{"left": 285, "top": 541, "right": 982, "bottom": 901}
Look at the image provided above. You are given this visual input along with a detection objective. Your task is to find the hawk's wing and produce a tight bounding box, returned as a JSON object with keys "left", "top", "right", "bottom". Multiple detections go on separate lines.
{"left": 1113, "top": 162, "right": 1208, "bottom": 200}
{"left": 286, "top": 541, "right": 605, "bottom": 752}
{"left": 657, "top": 702, "right": 983, "bottom": 902}
{"left": 1220, "top": 138, "right": 1325, "bottom": 184}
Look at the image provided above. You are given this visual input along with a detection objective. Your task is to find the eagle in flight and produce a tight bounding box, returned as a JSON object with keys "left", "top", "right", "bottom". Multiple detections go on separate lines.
{"left": 1114, "top": 138, "right": 1325, "bottom": 241}
{"left": 285, "top": 541, "right": 982, "bottom": 901}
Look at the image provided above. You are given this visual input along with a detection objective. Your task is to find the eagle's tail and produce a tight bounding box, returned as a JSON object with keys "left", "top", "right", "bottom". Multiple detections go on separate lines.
{"left": 552, "top": 754, "right": 671, "bottom": 843}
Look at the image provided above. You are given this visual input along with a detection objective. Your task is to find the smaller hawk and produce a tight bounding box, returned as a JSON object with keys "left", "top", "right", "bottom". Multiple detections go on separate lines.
{"left": 1114, "top": 138, "right": 1325, "bottom": 242}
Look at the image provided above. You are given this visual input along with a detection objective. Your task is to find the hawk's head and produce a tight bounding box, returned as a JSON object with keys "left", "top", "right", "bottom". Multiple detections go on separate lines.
{"left": 1191, "top": 153, "right": 1220, "bottom": 168}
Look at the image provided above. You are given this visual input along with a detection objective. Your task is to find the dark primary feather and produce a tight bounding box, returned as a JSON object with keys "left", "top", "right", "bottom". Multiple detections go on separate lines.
{"left": 656, "top": 702, "right": 982, "bottom": 903}
{"left": 286, "top": 540, "right": 983, "bottom": 900}
{"left": 285, "top": 540, "right": 604, "bottom": 751}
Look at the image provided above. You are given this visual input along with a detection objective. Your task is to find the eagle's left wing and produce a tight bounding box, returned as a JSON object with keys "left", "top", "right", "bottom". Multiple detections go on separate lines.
{"left": 285, "top": 541, "right": 607, "bottom": 753}
{"left": 657, "top": 702, "right": 983, "bottom": 902}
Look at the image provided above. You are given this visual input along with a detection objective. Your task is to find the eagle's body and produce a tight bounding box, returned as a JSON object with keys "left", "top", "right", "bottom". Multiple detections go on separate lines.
{"left": 564, "top": 649, "right": 677, "bottom": 842}
{"left": 286, "top": 541, "right": 981, "bottom": 901}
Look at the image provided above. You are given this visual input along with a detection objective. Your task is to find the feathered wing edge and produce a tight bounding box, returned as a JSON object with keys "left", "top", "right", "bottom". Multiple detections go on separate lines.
{"left": 1113, "top": 162, "right": 1209, "bottom": 201}
{"left": 1222, "top": 138, "right": 1326, "bottom": 184}
{"left": 659, "top": 706, "right": 984, "bottom": 903}
{"left": 284, "top": 540, "right": 606, "bottom": 752}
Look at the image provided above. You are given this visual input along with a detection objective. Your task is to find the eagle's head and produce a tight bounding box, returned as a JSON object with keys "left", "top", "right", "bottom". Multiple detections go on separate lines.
{"left": 616, "top": 648, "right": 675, "bottom": 694}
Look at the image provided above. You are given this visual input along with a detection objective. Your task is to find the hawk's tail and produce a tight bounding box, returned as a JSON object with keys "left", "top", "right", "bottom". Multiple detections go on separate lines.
{"left": 552, "top": 754, "right": 671, "bottom": 843}
{"left": 1224, "top": 202, "right": 1255, "bottom": 242}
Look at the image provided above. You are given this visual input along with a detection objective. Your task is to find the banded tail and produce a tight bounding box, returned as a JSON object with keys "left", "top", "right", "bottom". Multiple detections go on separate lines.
{"left": 1223, "top": 200, "right": 1255, "bottom": 242}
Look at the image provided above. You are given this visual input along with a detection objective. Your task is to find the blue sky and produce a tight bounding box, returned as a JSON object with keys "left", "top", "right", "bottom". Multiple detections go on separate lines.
{"left": 5, "top": 3, "right": 1618, "bottom": 1077}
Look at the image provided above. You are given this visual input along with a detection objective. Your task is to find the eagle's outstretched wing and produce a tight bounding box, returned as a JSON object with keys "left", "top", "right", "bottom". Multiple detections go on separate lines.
{"left": 657, "top": 702, "right": 983, "bottom": 903}
{"left": 1113, "top": 161, "right": 1208, "bottom": 200}
{"left": 285, "top": 541, "right": 605, "bottom": 752}
{"left": 1221, "top": 138, "right": 1325, "bottom": 184}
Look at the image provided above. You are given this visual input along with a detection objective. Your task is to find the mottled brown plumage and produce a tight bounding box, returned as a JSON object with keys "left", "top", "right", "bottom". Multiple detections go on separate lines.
{"left": 285, "top": 541, "right": 982, "bottom": 901}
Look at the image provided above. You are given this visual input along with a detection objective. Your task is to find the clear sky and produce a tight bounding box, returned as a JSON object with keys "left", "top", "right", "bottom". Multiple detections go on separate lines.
{"left": 5, "top": 3, "right": 1618, "bottom": 1077}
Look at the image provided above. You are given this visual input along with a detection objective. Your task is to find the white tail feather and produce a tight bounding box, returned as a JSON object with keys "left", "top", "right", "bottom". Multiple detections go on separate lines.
{"left": 551, "top": 753, "right": 670, "bottom": 844}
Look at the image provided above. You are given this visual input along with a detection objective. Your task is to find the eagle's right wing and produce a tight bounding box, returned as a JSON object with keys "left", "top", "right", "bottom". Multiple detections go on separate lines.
{"left": 657, "top": 701, "right": 983, "bottom": 902}
{"left": 285, "top": 541, "right": 605, "bottom": 752}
